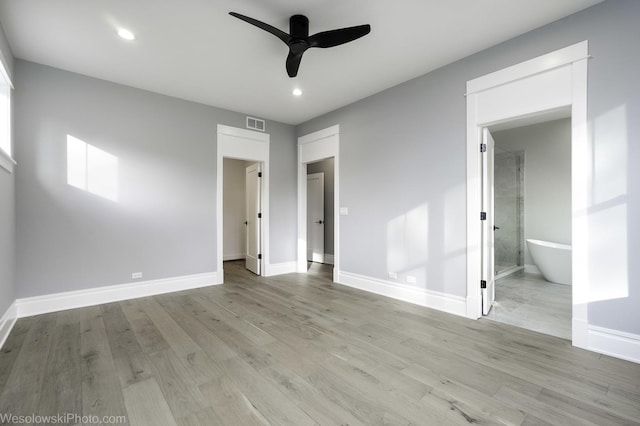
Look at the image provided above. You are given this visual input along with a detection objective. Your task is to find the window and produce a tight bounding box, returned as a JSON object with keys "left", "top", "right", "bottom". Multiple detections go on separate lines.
{"left": 0, "top": 58, "right": 12, "bottom": 172}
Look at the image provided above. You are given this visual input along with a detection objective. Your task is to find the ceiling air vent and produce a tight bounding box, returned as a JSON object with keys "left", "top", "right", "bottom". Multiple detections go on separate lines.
{"left": 246, "top": 116, "right": 266, "bottom": 132}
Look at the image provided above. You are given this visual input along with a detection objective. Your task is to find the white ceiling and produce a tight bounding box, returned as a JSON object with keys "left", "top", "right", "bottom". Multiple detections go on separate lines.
{"left": 0, "top": 0, "right": 602, "bottom": 125}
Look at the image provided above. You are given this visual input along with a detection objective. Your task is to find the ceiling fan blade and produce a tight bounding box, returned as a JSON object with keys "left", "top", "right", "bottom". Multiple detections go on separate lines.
{"left": 308, "top": 24, "right": 371, "bottom": 48}
{"left": 286, "top": 51, "right": 304, "bottom": 78}
{"left": 229, "top": 12, "right": 292, "bottom": 45}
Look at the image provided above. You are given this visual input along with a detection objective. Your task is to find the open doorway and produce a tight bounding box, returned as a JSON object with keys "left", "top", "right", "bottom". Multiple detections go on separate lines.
{"left": 465, "top": 41, "right": 589, "bottom": 348}
{"left": 483, "top": 117, "right": 573, "bottom": 339}
{"left": 306, "top": 158, "right": 335, "bottom": 267}
{"left": 216, "top": 124, "right": 270, "bottom": 282}
{"left": 223, "top": 158, "right": 262, "bottom": 275}
{"left": 297, "top": 125, "right": 340, "bottom": 281}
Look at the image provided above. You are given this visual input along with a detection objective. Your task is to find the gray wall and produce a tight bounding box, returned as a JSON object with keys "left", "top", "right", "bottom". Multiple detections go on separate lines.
{"left": 14, "top": 60, "right": 296, "bottom": 298}
{"left": 307, "top": 158, "right": 334, "bottom": 256}
{"left": 493, "top": 119, "right": 572, "bottom": 267}
{"left": 0, "top": 21, "right": 14, "bottom": 316}
{"left": 296, "top": 0, "right": 640, "bottom": 334}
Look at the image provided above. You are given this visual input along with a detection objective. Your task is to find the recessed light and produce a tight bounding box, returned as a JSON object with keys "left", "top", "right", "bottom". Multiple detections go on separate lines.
{"left": 292, "top": 88, "right": 303, "bottom": 97}
{"left": 117, "top": 28, "right": 135, "bottom": 41}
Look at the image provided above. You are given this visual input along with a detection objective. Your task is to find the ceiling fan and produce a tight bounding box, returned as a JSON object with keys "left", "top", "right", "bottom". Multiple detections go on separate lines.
{"left": 229, "top": 12, "right": 371, "bottom": 78}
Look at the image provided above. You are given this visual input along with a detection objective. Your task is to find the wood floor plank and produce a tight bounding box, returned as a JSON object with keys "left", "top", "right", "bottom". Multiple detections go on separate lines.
{"left": 101, "top": 302, "right": 155, "bottom": 392}
{"left": 176, "top": 406, "right": 225, "bottom": 426}
{"left": 220, "top": 356, "right": 317, "bottom": 425}
{"left": 180, "top": 350, "right": 226, "bottom": 386}
{"left": 0, "top": 316, "right": 32, "bottom": 391}
{"left": 146, "top": 349, "right": 209, "bottom": 420}
{"left": 199, "top": 375, "right": 269, "bottom": 426}
{"left": 122, "top": 378, "right": 178, "bottom": 426}
{"left": 258, "top": 362, "right": 366, "bottom": 426}
{"left": 121, "top": 298, "right": 171, "bottom": 355}
{"left": 178, "top": 296, "right": 275, "bottom": 370}
{"left": 0, "top": 314, "right": 55, "bottom": 417}
{"left": 36, "top": 321, "right": 82, "bottom": 419}
{"left": 80, "top": 306, "right": 129, "bottom": 424}
{"left": 137, "top": 297, "right": 201, "bottom": 357}
{"left": 493, "top": 385, "right": 603, "bottom": 426}
{"left": 155, "top": 294, "right": 237, "bottom": 362}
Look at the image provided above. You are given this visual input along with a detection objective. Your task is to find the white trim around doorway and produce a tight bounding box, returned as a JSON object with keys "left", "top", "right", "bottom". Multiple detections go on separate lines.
{"left": 217, "top": 124, "right": 270, "bottom": 282}
{"left": 297, "top": 125, "right": 340, "bottom": 281}
{"left": 465, "top": 41, "right": 589, "bottom": 349}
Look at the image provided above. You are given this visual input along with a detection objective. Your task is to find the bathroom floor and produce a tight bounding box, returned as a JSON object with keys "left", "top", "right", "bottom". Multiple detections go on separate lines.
{"left": 485, "top": 270, "right": 571, "bottom": 340}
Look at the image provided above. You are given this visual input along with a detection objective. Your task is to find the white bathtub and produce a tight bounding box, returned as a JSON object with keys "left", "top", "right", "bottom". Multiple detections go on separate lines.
{"left": 526, "top": 239, "right": 572, "bottom": 285}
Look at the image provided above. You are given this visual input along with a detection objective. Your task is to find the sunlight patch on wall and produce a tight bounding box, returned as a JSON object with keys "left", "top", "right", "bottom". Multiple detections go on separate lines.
{"left": 386, "top": 203, "right": 429, "bottom": 284}
{"left": 67, "top": 135, "right": 119, "bottom": 202}
{"left": 586, "top": 104, "right": 628, "bottom": 302}
{"left": 593, "top": 105, "right": 627, "bottom": 203}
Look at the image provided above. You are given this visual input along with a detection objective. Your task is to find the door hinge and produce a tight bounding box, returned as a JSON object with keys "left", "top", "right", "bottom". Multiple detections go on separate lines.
{"left": 481, "top": 280, "right": 487, "bottom": 289}
{"left": 258, "top": 172, "right": 262, "bottom": 178}
{"left": 480, "top": 212, "right": 487, "bottom": 221}
{"left": 258, "top": 212, "right": 262, "bottom": 219}
{"left": 480, "top": 143, "right": 487, "bottom": 153}
{"left": 258, "top": 254, "right": 262, "bottom": 260}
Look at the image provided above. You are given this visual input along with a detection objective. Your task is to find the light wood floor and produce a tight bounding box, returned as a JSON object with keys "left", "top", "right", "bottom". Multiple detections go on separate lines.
{"left": 1, "top": 261, "right": 639, "bottom": 425}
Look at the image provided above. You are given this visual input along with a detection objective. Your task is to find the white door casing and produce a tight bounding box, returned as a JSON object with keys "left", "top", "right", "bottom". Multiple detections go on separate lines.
{"left": 246, "top": 163, "right": 262, "bottom": 275}
{"left": 307, "top": 172, "right": 325, "bottom": 263}
{"left": 466, "top": 41, "right": 588, "bottom": 348}
{"left": 217, "top": 125, "right": 269, "bottom": 281}
{"left": 481, "top": 128, "right": 495, "bottom": 315}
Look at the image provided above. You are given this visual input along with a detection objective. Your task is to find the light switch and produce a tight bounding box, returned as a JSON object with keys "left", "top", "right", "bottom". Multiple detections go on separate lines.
{"left": 340, "top": 207, "right": 349, "bottom": 216}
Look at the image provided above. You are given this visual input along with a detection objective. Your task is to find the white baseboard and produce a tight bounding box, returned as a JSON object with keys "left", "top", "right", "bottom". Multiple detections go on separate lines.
{"left": 588, "top": 325, "right": 640, "bottom": 364}
{"left": 572, "top": 318, "right": 589, "bottom": 350}
{"left": 264, "top": 261, "right": 297, "bottom": 277}
{"left": 324, "top": 254, "right": 334, "bottom": 265}
{"left": 0, "top": 301, "right": 18, "bottom": 349}
{"left": 16, "top": 271, "right": 222, "bottom": 318}
{"left": 336, "top": 271, "right": 466, "bottom": 317}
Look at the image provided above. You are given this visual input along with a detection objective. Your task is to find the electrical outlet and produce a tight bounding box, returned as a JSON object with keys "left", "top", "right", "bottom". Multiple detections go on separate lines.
{"left": 132, "top": 272, "right": 142, "bottom": 279}
{"left": 388, "top": 272, "right": 398, "bottom": 279}
{"left": 406, "top": 275, "right": 417, "bottom": 283}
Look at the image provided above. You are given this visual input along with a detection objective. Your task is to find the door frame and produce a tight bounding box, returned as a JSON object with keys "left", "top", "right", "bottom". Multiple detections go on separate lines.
{"left": 481, "top": 128, "right": 495, "bottom": 315}
{"left": 217, "top": 124, "right": 269, "bottom": 281}
{"left": 297, "top": 125, "right": 340, "bottom": 280}
{"left": 306, "top": 172, "right": 325, "bottom": 263}
{"left": 465, "top": 41, "right": 589, "bottom": 348}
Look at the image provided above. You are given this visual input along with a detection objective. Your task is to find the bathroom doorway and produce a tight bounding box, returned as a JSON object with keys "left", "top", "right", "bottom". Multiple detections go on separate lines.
{"left": 306, "top": 157, "right": 335, "bottom": 267}
{"left": 466, "top": 40, "right": 589, "bottom": 348}
{"left": 484, "top": 116, "right": 573, "bottom": 339}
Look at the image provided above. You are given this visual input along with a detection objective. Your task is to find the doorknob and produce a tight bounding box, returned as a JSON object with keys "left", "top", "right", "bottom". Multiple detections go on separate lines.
{"left": 493, "top": 225, "right": 500, "bottom": 231}
{"left": 245, "top": 221, "right": 248, "bottom": 225}
{"left": 315, "top": 220, "right": 324, "bottom": 224}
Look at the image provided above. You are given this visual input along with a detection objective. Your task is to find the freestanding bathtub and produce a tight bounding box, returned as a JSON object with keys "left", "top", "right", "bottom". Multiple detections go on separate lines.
{"left": 526, "top": 239, "right": 572, "bottom": 285}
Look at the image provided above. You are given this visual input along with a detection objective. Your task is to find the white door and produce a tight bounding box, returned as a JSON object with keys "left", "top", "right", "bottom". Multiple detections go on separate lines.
{"left": 307, "top": 173, "right": 325, "bottom": 263}
{"left": 245, "top": 163, "right": 261, "bottom": 275}
{"left": 481, "top": 128, "right": 496, "bottom": 315}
